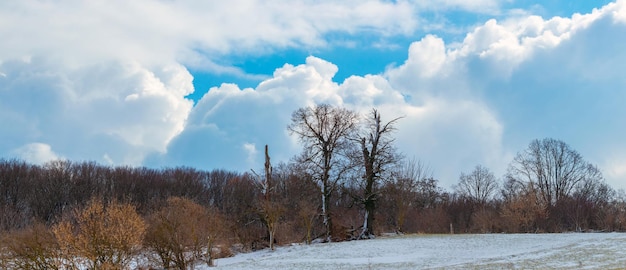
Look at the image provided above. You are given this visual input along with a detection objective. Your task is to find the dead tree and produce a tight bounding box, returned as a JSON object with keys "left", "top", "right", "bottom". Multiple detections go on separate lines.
{"left": 355, "top": 109, "right": 401, "bottom": 239}
{"left": 254, "top": 145, "right": 283, "bottom": 250}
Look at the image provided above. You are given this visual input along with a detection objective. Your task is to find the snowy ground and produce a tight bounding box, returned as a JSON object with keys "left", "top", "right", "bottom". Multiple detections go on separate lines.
{"left": 211, "top": 233, "right": 626, "bottom": 269}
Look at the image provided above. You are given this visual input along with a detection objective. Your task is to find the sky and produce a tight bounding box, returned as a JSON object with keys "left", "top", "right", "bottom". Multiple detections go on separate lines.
{"left": 0, "top": 0, "right": 624, "bottom": 191}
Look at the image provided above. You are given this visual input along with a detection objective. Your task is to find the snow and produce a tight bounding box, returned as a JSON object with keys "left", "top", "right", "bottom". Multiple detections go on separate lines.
{"left": 209, "top": 233, "right": 626, "bottom": 269}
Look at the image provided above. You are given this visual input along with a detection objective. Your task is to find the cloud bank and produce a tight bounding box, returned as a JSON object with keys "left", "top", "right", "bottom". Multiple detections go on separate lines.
{"left": 1, "top": 1, "right": 625, "bottom": 189}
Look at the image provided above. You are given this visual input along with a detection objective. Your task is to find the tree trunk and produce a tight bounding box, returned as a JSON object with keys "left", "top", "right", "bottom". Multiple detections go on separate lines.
{"left": 363, "top": 200, "right": 375, "bottom": 238}
{"left": 269, "top": 226, "right": 275, "bottom": 251}
{"left": 360, "top": 205, "right": 375, "bottom": 239}
{"left": 360, "top": 136, "right": 376, "bottom": 239}
{"left": 322, "top": 182, "right": 332, "bottom": 242}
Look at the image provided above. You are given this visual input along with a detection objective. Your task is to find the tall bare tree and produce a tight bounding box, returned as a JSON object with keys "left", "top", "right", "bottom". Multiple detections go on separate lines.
{"left": 354, "top": 109, "right": 401, "bottom": 238}
{"left": 455, "top": 165, "right": 498, "bottom": 205}
{"left": 288, "top": 104, "right": 359, "bottom": 241}
{"left": 507, "top": 138, "right": 603, "bottom": 207}
{"left": 253, "top": 145, "right": 283, "bottom": 250}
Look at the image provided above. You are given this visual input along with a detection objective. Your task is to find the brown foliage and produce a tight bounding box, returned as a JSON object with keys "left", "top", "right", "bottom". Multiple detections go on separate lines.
{"left": 471, "top": 209, "right": 501, "bottom": 233}
{"left": 0, "top": 222, "right": 62, "bottom": 270}
{"left": 273, "top": 164, "right": 321, "bottom": 244}
{"left": 500, "top": 185, "right": 547, "bottom": 233}
{"left": 410, "top": 207, "right": 451, "bottom": 234}
{"left": 259, "top": 200, "right": 285, "bottom": 250}
{"left": 52, "top": 198, "right": 146, "bottom": 270}
{"left": 297, "top": 200, "right": 319, "bottom": 244}
{"left": 144, "top": 197, "right": 225, "bottom": 269}
{"left": 381, "top": 160, "right": 435, "bottom": 233}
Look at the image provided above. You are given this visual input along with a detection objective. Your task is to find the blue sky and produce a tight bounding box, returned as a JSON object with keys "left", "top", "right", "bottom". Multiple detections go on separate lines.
{"left": 188, "top": 0, "right": 614, "bottom": 97}
{"left": 1, "top": 0, "right": 625, "bottom": 190}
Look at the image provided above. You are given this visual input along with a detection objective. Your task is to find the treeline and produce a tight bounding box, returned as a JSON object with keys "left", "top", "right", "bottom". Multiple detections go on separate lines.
{"left": 0, "top": 156, "right": 625, "bottom": 268}
{"left": 1, "top": 154, "right": 625, "bottom": 241}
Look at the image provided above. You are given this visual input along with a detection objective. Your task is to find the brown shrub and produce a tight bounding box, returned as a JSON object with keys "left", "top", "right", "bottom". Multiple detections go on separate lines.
{"left": 471, "top": 209, "right": 501, "bottom": 233}
{"left": 259, "top": 200, "right": 285, "bottom": 250}
{"left": 52, "top": 198, "right": 146, "bottom": 270}
{"left": 0, "top": 222, "right": 62, "bottom": 270}
{"left": 297, "top": 200, "right": 319, "bottom": 244}
{"left": 410, "top": 207, "right": 450, "bottom": 234}
{"left": 500, "top": 189, "right": 547, "bottom": 233}
{"left": 144, "top": 197, "right": 226, "bottom": 269}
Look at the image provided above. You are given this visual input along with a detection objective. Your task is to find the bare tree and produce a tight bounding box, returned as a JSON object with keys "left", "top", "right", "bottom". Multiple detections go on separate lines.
{"left": 354, "top": 109, "right": 402, "bottom": 238}
{"left": 455, "top": 165, "right": 498, "bottom": 205}
{"left": 288, "top": 104, "right": 359, "bottom": 241}
{"left": 297, "top": 199, "right": 318, "bottom": 244}
{"left": 507, "top": 138, "right": 603, "bottom": 207}
{"left": 386, "top": 159, "right": 432, "bottom": 233}
{"left": 274, "top": 162, "right": 320, "bottom": 245}
{"left": 253, "top": 145, "right": 284, "bottom": 251}
{"left": 221, "top": 174, "right": 263, "bottom": 250}
{"left": 0, "top": 159, "right": 36, "bottom": 231}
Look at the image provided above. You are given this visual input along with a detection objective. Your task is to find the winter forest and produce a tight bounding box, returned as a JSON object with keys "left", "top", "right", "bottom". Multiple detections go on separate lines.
{"left": 1, "top": 104, "right": 624, "bottom": 269}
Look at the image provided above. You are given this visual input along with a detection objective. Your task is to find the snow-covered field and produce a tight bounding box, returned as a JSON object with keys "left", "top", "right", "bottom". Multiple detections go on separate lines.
{"left": 211, "top": 233, "right": 626, "bottom": 269}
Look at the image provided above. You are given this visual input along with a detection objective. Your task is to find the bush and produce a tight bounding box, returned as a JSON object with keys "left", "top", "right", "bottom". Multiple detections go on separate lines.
{"left": 52, "top": 198, "right": 146, "bottom": 270}
{"left": 144, "top": 197, "right": 226, "bottom": 269}
{"left": 0, "top": 222, "right": 62, "bottom": 270}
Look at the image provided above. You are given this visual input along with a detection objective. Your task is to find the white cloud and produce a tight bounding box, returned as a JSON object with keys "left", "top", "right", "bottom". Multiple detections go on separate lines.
{"left": 339, "top": 74, "right": 404, "bottom": 107}
{"left": 599, "top": 155, "right": 626, "bottom": 190}
{"left": 243, "top": 143, "right": 258, "bottom": 168}
{"left": 605, "top": 158, "right": 626, "bottom": 184}
{"left": 1, "top": 0, "right": 626, "bottom": 191}
{"left": 146, "top": 56, "right": 343, "bottom": 171}
{"left": 148, "top": 52, "right": 507, "bottom": 187}
{"left": 0, "top": 58, "right": 193, "bottom": 166}
{"left": 0, "top": 0, "right": 432, "bottom": 169}
{"left": 11, "top": 143, "right": 61, "bottom": 165}
{"left": 0, "top": 1, "right": 421, "bottom": 65}
{"left": 152, "top": 0, "right": 626, "bottom": 188}
{"left": 415, "top": 0, "right": 502, "bottom": 14}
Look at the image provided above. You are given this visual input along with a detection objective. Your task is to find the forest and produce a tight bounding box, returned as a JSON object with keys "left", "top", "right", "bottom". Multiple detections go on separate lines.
{"left": 1, "top": 104, "right": 624, "bottom": 269}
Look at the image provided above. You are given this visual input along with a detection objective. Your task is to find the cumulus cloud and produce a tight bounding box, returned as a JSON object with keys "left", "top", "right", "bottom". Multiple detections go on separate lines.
{"left": 243, "top": 143, "right": 259, "bottom": 168}
{"left": 0, "top": 58, "right": 193, "bottom": 165}
{"left": 0, "top": 0, "right": 425, "bottom": 169}
{"left": 146, "top": 51, "right": 506, "bottom": 185}
{"left": 1, "top": 0, "right": 626, "bottom": 191}
{"left": 11, "top": 143, "right": 61, "bottom": 165}
{"left": 151, "top": 0, "right": 626, "bottom": 189}
{"left": 145, "top": 56, "right": 345, "bottom": 171}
